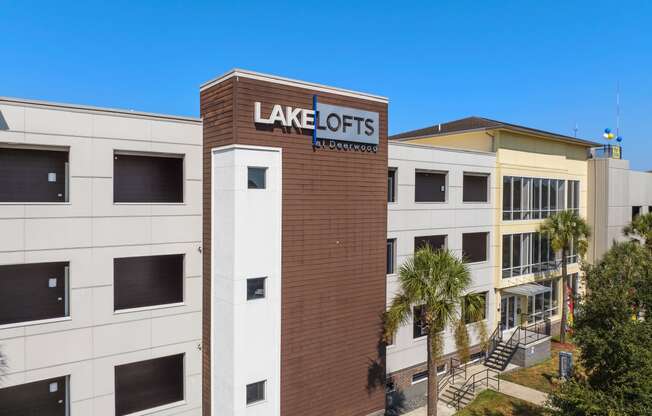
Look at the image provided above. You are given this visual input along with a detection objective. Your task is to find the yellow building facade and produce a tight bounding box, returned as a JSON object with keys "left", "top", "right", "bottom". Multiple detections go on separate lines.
{"left": 396, "top": 117, "right": 596, "bottom": 334}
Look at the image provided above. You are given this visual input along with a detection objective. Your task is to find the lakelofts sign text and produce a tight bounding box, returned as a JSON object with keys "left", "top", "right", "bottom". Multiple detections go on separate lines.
{"left": 253, "top": 97, "right": 379, "bottom": 147}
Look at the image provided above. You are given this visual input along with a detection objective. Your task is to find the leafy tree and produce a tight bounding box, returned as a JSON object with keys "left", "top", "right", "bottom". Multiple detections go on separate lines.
{"left": 539, "top": 210, "right": 590, "bottom": 343}
{"left": 624, "top": 212, "right": 652, "bottom": 251}
{"left": 384, "top": 246, "right": 486, "bottom": 416}
{"left": 548, "top": 242, "right": 652, "bottom": 415}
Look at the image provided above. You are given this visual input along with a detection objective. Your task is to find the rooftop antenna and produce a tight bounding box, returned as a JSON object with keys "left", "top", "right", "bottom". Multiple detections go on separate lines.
{"left": 616, "top": 81, "right": 621, "bottom": 138}
{"left": 573, "top": 122, "right": 579, "bottom": 138}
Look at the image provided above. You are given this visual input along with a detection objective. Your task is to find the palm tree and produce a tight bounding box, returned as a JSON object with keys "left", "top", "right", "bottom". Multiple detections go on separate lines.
{"left": 624, "top": 212, "right": 652, "bottom": 251}
{"left": 539, "top": 210, "right": 590, "bottom": 344}
{"left": 384, "top": 245, "right": 486, "bottom": 416}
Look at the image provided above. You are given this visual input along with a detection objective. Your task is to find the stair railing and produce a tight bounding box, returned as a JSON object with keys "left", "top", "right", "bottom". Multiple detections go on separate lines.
{"left": 484, "top": 323, "right": 502, "bottom": 364}
{"left": 449, "top": 368, "right": 501, "bottom": 410}
{"left": 518, "top": 318, "right": 552, "bottom": 346}
{"left": 437, "top": 357, "right": 466, "bottom": 399}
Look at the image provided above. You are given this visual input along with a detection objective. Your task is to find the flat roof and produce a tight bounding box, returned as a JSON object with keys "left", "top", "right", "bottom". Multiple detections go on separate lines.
{"left": 200, "top": 68, "right": 388, "bottom": 104}
{"left": 390, "top": 116, "right": 600, "bottom": 147}
{"left": 0, "top": 96, "right": 202, "bottom": 124}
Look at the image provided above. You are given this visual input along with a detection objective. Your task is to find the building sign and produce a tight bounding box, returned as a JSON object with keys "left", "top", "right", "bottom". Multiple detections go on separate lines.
{"left": 254, "top": 96, "right": 379, "bottom": 152}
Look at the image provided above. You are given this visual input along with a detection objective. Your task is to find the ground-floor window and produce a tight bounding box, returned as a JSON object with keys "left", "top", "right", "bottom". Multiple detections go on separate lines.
{"left": 526, "top": 278, "right": 559, "bottom": 322}
{"left": 0, "top": 375, "right": 68, "bottom": 415}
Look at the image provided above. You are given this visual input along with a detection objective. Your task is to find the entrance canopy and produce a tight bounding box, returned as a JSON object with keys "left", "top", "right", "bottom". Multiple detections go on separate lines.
{"left": 503, "top": 283, "right": 551, "bottom": 297}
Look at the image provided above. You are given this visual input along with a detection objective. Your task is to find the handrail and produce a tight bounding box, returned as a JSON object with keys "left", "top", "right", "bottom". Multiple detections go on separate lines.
{"left": 437, "top": 356, "right": 466, "bottom": 398}
{"left": 449, "top": 368, "right": 501, "bottom": 409}
{"left": 485, "top": 324, "right": 502, "bottom": 362}
{"left": 518, "top": 318, "right": 551, "bottom": 346}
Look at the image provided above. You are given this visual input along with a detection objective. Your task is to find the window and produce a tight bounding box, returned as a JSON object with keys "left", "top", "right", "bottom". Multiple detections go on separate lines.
{"left": 463, "top": 173, "right": 489, "bottom": 202}
{"left": 462, "top": 232, "right": 488, "bottom": 263}
{"left": 0, "top": 262, "right": 69, "bottom": 326}
{"left": 114, "top": 254, "right": 183, "bottom": 311}
{"left": 114, "top": 152, "right": 183, "bottom": 203}
{"left": 633, "top": 206, "right": 642, "bottom": 219}
{"left": 502, "top": 176, "right": 568, "bottom": 220}
{"left": 567, "top": 180, "right": 580, "bottom": 213}
{"left": 567, "top": 238, "right": 579, "bottom": 264}
{"left": 248, "top": 167, "right": 267, "bottom": 189}
{"left": 0, "top": 376, "right": 68, "bottom": 415}
{"left": 463, "top": 292, "right": 487, "bottom": 324}
{"left": 414, "top": 235, "right": 446, "bottom": 252}
{"left": 247, "top": 277, "right": 266, "bottom": 300}
{"left": 0, "top": 147, "right": 69, "bottom": 202}
{"left": 526, "top": 278, "right": 560, "bottom": 322}
{"left": 413, "top": 305, "right": 428, "bottom": 339}
{"left": 246, "top": 380, "right": 266, "bottom": 405}
{"left": 415, "top": 170, "right": 446, "bottom": 202}
{"left": 502, "top": 233, "right": 557, "bottom": 278}
{"left": 387, "top": 239, "right": 396, "bottom": 274}
{"left": 412, "top": 370, "right": 428, "bottom": 384}
{"left": 115, "top": 354, "right": 184, "bottom": 416}
{"left": 468, "top": 351, "right": 485, "bottom": 363}
{"left": 388, "top": 168, "right": 397, "bottom": 202}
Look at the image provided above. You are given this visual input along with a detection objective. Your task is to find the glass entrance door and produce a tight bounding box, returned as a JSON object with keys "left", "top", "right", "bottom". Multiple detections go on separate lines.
{"left": 500, "top": 295, "right": 517, "bottom": 332}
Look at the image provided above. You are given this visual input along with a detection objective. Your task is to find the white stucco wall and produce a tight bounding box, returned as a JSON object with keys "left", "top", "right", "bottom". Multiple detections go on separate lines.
{"left": 386, "top": 142, "right": 497, "bottom": 374}
{"left": 0, "top": 99, "right": 203, "bottom": 416}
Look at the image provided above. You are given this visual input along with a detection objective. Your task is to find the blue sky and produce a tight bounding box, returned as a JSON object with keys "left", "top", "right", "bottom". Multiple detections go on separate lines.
{"left": 1, "top": 1, "right": 650, "bottom": 169}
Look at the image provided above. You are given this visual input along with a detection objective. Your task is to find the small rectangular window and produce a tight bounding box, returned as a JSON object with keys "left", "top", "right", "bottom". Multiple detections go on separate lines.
{"left": 247, "top": 278, "right": 266, "bottom": 300}
{"left": 414, "top": 235, "right": 446, "bottom": 252}
{"left": 246, "top": 380, "right": 266, "bottom": 405}
{"left": 462, "top": 232, "right": 488, "bottom": 263}
{"left": 0, "top": 262, "right": 69, "bottom": 326}
{"left": 412, "top": 370, "right": 428, "bottom": 384}
{"left": 0, "top": 376, "right": 68, "bottom": 415}
{"left": 633, "top": 206, "right": 642, "bottom": 219}
{"left": 415, "top": 170, "right": 446, "bottom": 202}
{"left": 114, "top": 152, "right": 183, "bottom": 203}
{"left": 413, "top": 305, "right": 428, "bottom": 338}
{"left": 388, "top": 168, "right": 397, "bottom": 203}
{"left": 115, "top": 354, "right": 184, "bottom": 416}
{"left": 0, "top": 147, "right": 69, "bottom": 202}
{"left": 463, "top": 173, "right": 489, "bottom": 202}
{"left": 387, "top": 239, "right": 396, "bottom": 274}
{"left": 114, "top": 254, "right": 184, "bottom": 311}
{"left": 248, "top": 167, "right": 267, "bottom": 189}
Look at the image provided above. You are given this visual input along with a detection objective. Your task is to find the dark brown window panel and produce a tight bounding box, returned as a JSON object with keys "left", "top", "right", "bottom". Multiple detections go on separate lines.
{"left": 415, "top": 170, "right": 446, "bottom": 202}
{"left": 0, "top": 376, "right": 67, "bottom": 416}
{"left": 113, "top": 153, "right": 183, "bottom": 203}
{"left": 463, "top": 173, "right": 489, "bottom": 202}
{"left": 114, "top": 254, "right": 184, "bottom": 310}
{"left": 462, "top": 232, "right": 488, "bottom": 263}
{"left": 414, "top": 235, "right": 446, "bottom": 252}
{"left": 0, "top": 147, "right": 68, "bottom": 202}
{"left": 0, "top": 262, "right": 68, "bottom": 326}
{"left": 115, "top": 354, "right": 184, "bottom": 416}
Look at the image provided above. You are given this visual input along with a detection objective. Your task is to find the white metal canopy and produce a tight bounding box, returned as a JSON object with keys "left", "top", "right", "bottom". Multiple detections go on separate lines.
{"left": 503, "top": 283, "right": 552, "bottom": 297}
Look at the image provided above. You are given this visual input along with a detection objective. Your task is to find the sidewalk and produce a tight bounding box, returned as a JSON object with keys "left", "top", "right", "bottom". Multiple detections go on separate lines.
{"left": 497, "top": 379, "right": 548, "bottom": 406}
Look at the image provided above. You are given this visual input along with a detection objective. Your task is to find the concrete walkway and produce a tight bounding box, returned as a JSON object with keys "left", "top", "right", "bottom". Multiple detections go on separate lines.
{"left": 497, "top": 379, "right": 548, "bottom": 406}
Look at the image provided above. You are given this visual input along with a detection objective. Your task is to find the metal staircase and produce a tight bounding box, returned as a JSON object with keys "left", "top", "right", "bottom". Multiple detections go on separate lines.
{"left": 484, "top": 319, "right": 552, "bottom": 371}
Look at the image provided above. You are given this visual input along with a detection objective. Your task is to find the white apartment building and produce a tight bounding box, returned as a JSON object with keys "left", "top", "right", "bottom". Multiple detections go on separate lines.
{"left": 386, "top": 142, "right": 497, "bottom": 395}
{"left": 0, "top": 97, "right": 202, "bottom": 416}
